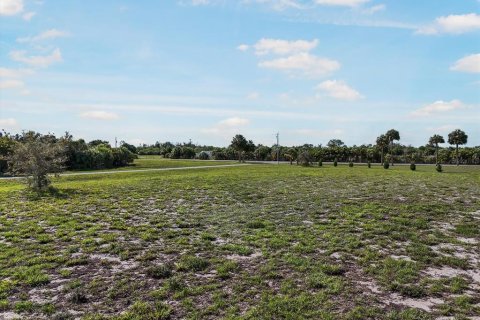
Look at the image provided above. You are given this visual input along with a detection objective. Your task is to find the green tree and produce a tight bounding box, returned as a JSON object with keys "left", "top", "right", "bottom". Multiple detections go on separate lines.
{"left": 8, "top": 136, "right": 66, "bottom": 191}
{"left": 448, "top": 129, "right": 468, "bottom": 166}
{"left": 428, "top": 134, "right": 445, "bottom": 164}
{"left": 385, "top": 129, "right": 400, "bottom": 165}
{"left": 375, "top": 134, "right": 389, "bottom": 164}
{"left": 230, "top": 134, "right": 250, "bottom": 162}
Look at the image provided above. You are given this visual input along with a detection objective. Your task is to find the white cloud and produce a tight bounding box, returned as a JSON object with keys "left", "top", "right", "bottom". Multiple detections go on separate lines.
{"left": 315, "top": 0, "right": 370, "bottom": 7}
{"left": 426, "top": 124, "right": 458, "bottom": 133}
{"left": 22, "top": 11, "right": 35, "bottom": 21}
{"left": 17, "top": 29, "right": 69, "bottom": 43}
{"left": 10, "top": 48, "right": 62, "bottom": 68}
{"left": 254, "top": 38, "right": 318, "bottom": 55}
{"left": 0, "top": 67, "right": 34, "bottom": 78}
{"left": 450, "top": 54, "right": 480, "bottom": 73}
{"left": 362, "top": 4, "right": 385, "bottom": 14}
{"left": 80, "top": 111, "right": 120, "bottom": 120}
{"left": 249, "top": 0, "right": 303, "bottom": 11}
{"left": 0, "top": 118, "right": 19, "bottom": 128}
{"left": 411, "top": 100, "right": 464, "bottom": 117}
{"left": 202, "top": 117, "right": 250, "bottom": 134}
{"left": 237, "top": 44, "right": 249, "bottom": 52}
{"left": 259, "top": 53, "right": 340, "bottom": 77}
{"left": 316, "top": 80, "right": 363, "bottom": 101}
{"left": 416, "top": 13, "right": 480, "bottom": 35}
{"left": 0, "top": 79, "right": 24, "bottom": 89}
{"left": 0, "top": 0, "right": 23, "bottom": 15}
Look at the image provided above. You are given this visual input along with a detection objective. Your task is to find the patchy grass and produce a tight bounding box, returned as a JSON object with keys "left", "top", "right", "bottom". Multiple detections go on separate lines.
{"left": 0, "top": 163, "right": 479, "bottom": 319}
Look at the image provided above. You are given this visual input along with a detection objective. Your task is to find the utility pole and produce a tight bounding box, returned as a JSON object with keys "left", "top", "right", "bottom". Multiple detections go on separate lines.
{"left": 276, "top": 132, "right": 280, "bottom": 165}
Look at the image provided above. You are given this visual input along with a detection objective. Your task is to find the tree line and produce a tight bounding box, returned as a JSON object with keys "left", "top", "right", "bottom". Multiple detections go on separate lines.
{"left": 0, "top": 128, "right": 476, "bottom": 191}
{"left": 134, "top": 129, "right": 476, "bottom": 165}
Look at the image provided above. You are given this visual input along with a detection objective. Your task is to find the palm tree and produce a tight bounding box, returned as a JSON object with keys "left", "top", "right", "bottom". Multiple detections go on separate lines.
{"left": 448, "top": 129, "right": 468, "bottom": 166}
{"left": 385, "top": 129, "right": 400, "bottom": 166}
{"left": 376, "top": 134, "right": 389, "bottom": 164}
{"left": 428, "top": 134, "right": 445, "bottom": 164}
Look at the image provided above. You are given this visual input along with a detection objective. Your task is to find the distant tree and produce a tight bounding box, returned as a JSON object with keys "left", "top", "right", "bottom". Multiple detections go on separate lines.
{"left": 375, "top": 134, "right": 389, "bottom": 164}
{"left": 120, "top": 141, "right": 137, "bottom": 154}
{"left": 297, "top": 150, "right": 312, "bottom": 166}
{"left": 448, "top": 129, "right": 468, "bottom": 166}
{"left": 88, "top": 140, "right": 111, "bottom": 148}
{"left": 327, "top": 139, "right": 344, "bottom": 148}
{"left": 8, "top": 137, "right": 66, "bottom": 191}
{"left": 0, "top": 131, "right": 15, "bottom": 174}
{"left": 385, "top": 129, "right": 400, "bottom": 165}
{"left": 230, "top": 134, "right": 250, "bottom": 162}
{"left": 284, "top": 148, "right": 298, "bottom": 165}
{"left": 428, "top": 134, "right": 445, "bottom": 164}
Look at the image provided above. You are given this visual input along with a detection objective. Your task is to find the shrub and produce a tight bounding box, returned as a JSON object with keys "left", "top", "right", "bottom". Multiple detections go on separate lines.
{"left": 436, "top": 163, "right": 442, "bottom": 172}
{"left": 197, "top": 151, "right": 210, "bottom": 160}
{"left": 177, "top": 255, "right": 209, "bottom": 272}
{"left": 410, "top": 163, "right": 416, "bottom": 171}
{"left": 333, "top": 158, "right": 338, "bottom": 167}
{"left": 318, "top": 159, "right": 322, "bottom": 167}
{"left": 367, "top": 161, "right": 371, "bottom": 168}
{"left": 383, "top": 162, "right": 389, "bottom": 169}
{"left": 147, "top": 264, "right": 173, "bottom": 279}
{"left": 348, "top": 162, "right": 353, "bottom": 167}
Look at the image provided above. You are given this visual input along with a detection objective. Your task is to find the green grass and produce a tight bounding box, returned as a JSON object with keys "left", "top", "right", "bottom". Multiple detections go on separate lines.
{"left": 0, "top": 163, "right": 479, "bottom": 319}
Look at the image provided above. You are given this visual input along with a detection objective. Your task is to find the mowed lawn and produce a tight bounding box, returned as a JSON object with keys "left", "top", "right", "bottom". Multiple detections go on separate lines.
{"left": 0, "top": 164, "right": 479, "bottom": 319}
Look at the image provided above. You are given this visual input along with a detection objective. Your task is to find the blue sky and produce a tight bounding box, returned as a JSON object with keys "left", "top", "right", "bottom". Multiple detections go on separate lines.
{"left": 0, "top": 0, "right": 479, "bottom": 147}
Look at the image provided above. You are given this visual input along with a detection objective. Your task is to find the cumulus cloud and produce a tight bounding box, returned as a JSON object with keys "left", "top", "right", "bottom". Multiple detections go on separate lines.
{"left": 411, "top": 100, "right": 464, "bottom": 117}
{"left": 316, "top": 80, "right": 363, "bottom": 101}
{"left": 0, "top": 118, "right": 19, "bottom": 128}
{"left": 254, "top": 38, "right": 318, "bottom": 55}
{"left": 416, "top": 13, "right": 480, "bottom": 35}
{"left": 259, "top": 53, "right": 340, "bottom": 77}
{"left": 0, "top": 79, "right": 24, "bottom": 89}
{"left": 10, "top": 48, "right": 62, "bottom": 68}
{"left": 0, "top": 0, "right": 23, "bottom": 15}
{"left": 237, "top": 44, "right": 249, "bottom": 52}
{"left": 17, "top": 29, "right": 69, "bottom": 43}
{"left": 80, "top": 111, "right": 120, "bottom": 120}
{"left": 450, "top": 54, "right": 480, "bottom": 73}
{"left": 202, "top": 117, "right": 250, "bottom": 134}
{"left": 314, "top": 0, "right": 370, "bottom": 7}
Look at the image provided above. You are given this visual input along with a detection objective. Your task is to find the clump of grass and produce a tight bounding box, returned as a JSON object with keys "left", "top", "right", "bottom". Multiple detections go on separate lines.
{"left": 117, "top": 301, "right": 172, "bottom": 320}
{"left": 146, "top": 263, "right": 173, "bottom": 279}
{"left": 217, "top": 260, "right": 239, "bottom": 279}
{"left": 177, "top": 255, "right": 209, "bottom": 272}
{"left": 320, "top": 264, "right": 345, "bottom": 276}
{"left": 455, "top": 222, "right": 479, "bottom": 237}
{"left": 200, "top": 232, "right": 216, "bottom": 241}
{"left": 69, "top": 288, "right": 88, "bottom": 304}
{"left": 246, "top": 220, "right": 266, "bottom": 229}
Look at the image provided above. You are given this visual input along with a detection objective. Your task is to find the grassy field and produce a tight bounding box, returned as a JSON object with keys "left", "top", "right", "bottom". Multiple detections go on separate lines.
{"left": 0, "top": 162, "right": 479, "bottom": 319}
{"left": 69, "top": 156, "right": 238, "bottom": 172}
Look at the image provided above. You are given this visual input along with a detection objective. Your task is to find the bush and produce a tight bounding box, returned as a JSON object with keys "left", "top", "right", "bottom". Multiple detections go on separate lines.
{"left": 367, "top": 161, "right": 371, "bottom": 168}
{"left": 318, "top": 160, "right": 322, "bottom": 167}
{"left": 333, "top": 158, "right": 338, "bottom": 167}
{"left": 197, "top": 151, "right": 210, "bottom": 160}
{"left": 348, "top": 162, "right": 353, "bottom": 167}
{"left": 146, "top": 264, "right": 173, "bottom": 279}
{"left": 410, "top": 163, "right": 416, "bottom": 171}
{"left": 383, "top": 162, "right": 390, "bottom": 169}
{"left": 436, "top": 163, "right": 442, "bottom": 172}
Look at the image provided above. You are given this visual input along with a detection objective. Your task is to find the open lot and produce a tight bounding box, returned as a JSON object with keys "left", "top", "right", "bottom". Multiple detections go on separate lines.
{"left": 0, "top": 161, "right": 479, "bottom": 319}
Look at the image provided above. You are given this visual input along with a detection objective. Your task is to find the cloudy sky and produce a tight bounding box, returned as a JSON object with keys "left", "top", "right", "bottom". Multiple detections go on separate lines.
{"left": 0, "top": 0, "right": 479, "bottom": 147}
